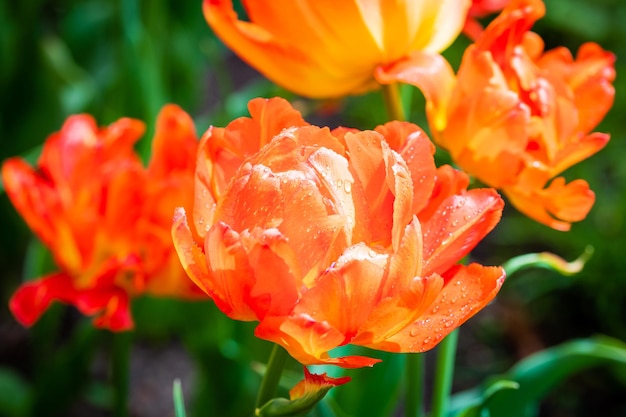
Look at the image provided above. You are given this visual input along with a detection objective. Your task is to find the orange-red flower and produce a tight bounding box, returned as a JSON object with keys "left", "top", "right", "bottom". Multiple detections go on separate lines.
{"left": 173, "top": 97, "right": 505, "bottom": 368}
{"left": 203, "top": 0, "right": 471, "bottom": 98}
{"left": 464, "top": 0, "right": 511, "bottom": 40}
{"left": 3, "top": 105, "right": 204, "bottom": 331}
{"left": 377, "top": 0, "right": 615, "bottom": 231}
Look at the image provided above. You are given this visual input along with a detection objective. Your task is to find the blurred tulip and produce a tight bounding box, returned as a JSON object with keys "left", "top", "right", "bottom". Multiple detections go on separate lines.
{"left": 464, "top": 0, "right": 511, "bottom": 40}
{"left": 203, "top": 0, "right": 471, "bottom": 98}
{"left": 377, "top": 0, "right": 615, "bottom": 231}
{"left": 3, "top": 105, "right": 204, "bottom": 331}
{"left": 173, "top": 97, "right": 505, "bottom": 368}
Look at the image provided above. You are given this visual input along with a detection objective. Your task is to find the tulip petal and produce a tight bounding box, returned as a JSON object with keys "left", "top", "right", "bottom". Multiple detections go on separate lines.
{"left": 375, "top": 51, "right": 456, "bottom": 132}
{"left": 421, "top": 188, "right": 504, "bottom": 275}
{"left": 375, "top": 264, "right": 504, "bottom": 352}
{"left": 255, "top": 314, "right": 381, "bottom": 368}
{"left": 9, "top": 272, "right": 72, "bottom": 327}
{"left": 295, "top": 243, "right": 389, "bottom": 341}
{"left": 204, "top": 0, "right": 378, "bottom": 97}
{"left": 374, "top": 121, "right": 436, "bottom": 214}
{"left": 505, "top": 177, "right": 595, "bottom": 232}
{"left": 9, "top": 271, "right": 134, "bottom": 331}
{"left": 148, "top": 104, "right": 198, "bottom": 178}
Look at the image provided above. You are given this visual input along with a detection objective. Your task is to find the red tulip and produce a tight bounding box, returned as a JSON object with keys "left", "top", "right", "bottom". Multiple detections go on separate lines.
{"left": 4, "top": 105, "right": 203, "bottom": 330}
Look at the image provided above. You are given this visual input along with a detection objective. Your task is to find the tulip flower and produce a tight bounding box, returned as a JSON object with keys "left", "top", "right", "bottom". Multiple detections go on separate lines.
{"left": 377, "top": 0, "right": 615, "bottom": 231}
{"left": 464, "top": 0, "right": 511, "bottom": 40}
{"left": 3, "top": 105, "right": 204, "bottom": 331}
{"left": 203, "top": 0, "right": 471, "bottom": 98}
{"left": 173, "top": 97, "right": 505, "bottom": 368}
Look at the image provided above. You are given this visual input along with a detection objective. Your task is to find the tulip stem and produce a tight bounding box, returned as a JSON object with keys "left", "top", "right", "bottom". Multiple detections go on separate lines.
{"left": 112, "top": 331, "right": 132, "bottom": 417}
{"left": 405, "top": 353, "right": 425, "bottom": 417}
{"left": 431, "top": 329, "right": 459, "bottom": 417}
{"left": 382, "top": 83, "right": 406, "bottom": 121}
{"left": 255, "top": 344, "right": 289, "bottom": 412}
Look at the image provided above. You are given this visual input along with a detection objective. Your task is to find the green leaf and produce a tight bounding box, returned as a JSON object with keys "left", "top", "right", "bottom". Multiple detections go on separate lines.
{"left": 0, "top": 368, "right": 32, "bottom": 417}
{"left": 485, "top": 336, "right": 626, "bottom": 417}
{"left": 502, "top": 246, "right": 593, "bottom": 278}
{"left": 451, "top": 380, "right": 519, "bottom": 417}
{"left": 173, "top": 379, "right": 187, "bottom": 417}
{"left": 327, "top": 348, "right": 404, "bottom": 417}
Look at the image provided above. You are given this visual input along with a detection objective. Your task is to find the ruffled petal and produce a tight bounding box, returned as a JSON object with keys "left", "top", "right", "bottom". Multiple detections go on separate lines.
{"left": 505, "top": 177, "right": 595, "bottom": 232}
{"left": 371, "top": 264, "right": 504, "bottom": 352}
{"left": 255, "top": 315, "right": 381, "bottom": 368}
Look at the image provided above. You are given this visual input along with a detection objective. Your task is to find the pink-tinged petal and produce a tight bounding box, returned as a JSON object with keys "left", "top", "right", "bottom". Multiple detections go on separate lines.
{"left": 376, "top": 264, "right": 504, "bottom": 352}
{"left": 422, "top": 188, "right": 504, "bottom": 275}
{"left": 375, "top": 121, "right": 437, "bottom": 214}
{"left": 375, "top": 51, "right": 456, "bottom": 132}
{"left": 255, "top": 315, "right": 381, "bottom": 368}
{"left": 148, "top": 104, "right": 198, "bottom": 178}
{"left": 289, "top": 367, "right": 351, "bottom": 400}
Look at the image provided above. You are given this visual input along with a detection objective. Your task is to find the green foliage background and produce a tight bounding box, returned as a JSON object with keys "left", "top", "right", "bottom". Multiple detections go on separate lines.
{"left": 0, "top": 1, "right": 625, "bottom": 416}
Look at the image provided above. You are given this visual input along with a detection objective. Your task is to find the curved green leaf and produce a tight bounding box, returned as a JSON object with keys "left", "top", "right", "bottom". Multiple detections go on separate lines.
{"left": 486, "top": 336, "right": 626, "bottom": 417}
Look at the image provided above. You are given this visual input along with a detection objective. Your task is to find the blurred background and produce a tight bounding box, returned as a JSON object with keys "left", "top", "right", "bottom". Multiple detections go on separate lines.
{"left": 0, "top": 1, "right": 624, "bottom": 416}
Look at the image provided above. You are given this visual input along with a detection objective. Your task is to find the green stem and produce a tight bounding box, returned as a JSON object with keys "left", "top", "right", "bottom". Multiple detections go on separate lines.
{"left": 431, "top": 329, "right": 459, "bottom": 417}
{"left": 405, "top": 353, "right": 425, "bottom": 417}
{"left": 382, "top": 83, "right": 406, "bottom": 122}
{"left": 255, "top": 344, "right": 289, "bottom": 412}
{"left": 112, "top": 331, "right": 133, "bottom": 417}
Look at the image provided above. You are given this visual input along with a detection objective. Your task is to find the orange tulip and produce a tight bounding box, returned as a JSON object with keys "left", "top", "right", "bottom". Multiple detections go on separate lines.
{"left": 203, "top": 0, "right": 471, "bottom": 98}
{"left": 3, "top": 105, "right": 203, "bottom": 331}
{"left": 377, "top": 0, "right": 615, "bottom": 231}
{"left": 173, "top": 97, "right": 505, "bottom": 368}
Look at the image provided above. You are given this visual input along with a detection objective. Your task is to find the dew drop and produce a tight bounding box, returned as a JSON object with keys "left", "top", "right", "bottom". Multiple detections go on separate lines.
{"left": 343, "top": 181, "right": 352, "bottom": 193}
{"left": 423, "top": 336, "right": 432, "bottom": 344}
{"left": 410, "top": 326, "right": 420, "bottom": 337}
